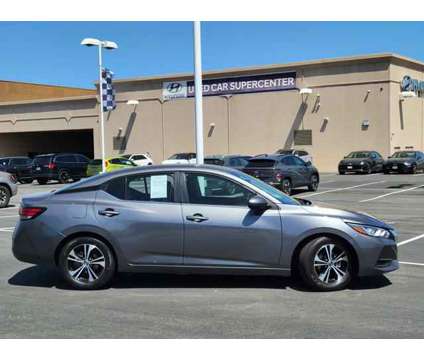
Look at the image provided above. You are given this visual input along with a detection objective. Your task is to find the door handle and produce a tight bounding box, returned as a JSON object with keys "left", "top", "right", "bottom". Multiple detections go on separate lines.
{"left": 98, "top": 208, "right": 120, "bottom": 217}
{"left": 186, "top": 213, "right": 209, "bottom": 223}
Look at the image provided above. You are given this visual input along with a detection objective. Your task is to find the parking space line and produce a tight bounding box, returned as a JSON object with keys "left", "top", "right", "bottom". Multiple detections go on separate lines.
{"left": 0, "top": 227, "right": 14, "bottom": 232}
{"left": 398, "top": 233, "right": 424, "bottom": 246}
{"left": 399, "top": 261, "right": 424, "bottom": 267}
{"left": 359, "top": 184, "right": 424, "bottom": 203}
{"left": 302, "top": 181, "right": 386, "bottom": 198}
{"left": 412, "top": 173, "right": 424, "bottom": 176}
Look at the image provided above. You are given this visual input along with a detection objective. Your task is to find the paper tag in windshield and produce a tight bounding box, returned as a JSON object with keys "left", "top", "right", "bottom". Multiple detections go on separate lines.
{"left": 150, "top": 175, "right": 168, "bottom": 199}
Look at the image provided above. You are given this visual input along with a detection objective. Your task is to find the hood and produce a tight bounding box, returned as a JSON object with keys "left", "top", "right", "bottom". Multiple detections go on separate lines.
{"left": 385, "top": 157, "right": 415, "bottom": 164}
{"left": 302, "top": 202, "right": 393, "bottom": 230}
{"left": 339, "top": 157, "right": 370, "bottom": 165}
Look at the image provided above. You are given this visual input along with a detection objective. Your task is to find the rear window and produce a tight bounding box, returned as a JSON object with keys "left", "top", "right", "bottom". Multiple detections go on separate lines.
{"left": 34, "top": 156, "right": 53, "bottom": 165}
{"left": 204, "top": 158, "right": 224, "bottom": 166}
{"left": 246, "top": 159, "right": 276, "bottom": 168}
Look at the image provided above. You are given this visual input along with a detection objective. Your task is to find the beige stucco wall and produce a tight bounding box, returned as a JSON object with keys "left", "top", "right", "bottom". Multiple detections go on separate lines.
{"left": 1, "top": 54, "right": 423, "bottom": 173}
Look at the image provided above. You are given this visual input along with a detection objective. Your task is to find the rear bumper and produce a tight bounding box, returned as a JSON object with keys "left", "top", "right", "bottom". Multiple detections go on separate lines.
{"left": 12, "top": 218, "right": 64, "bottom": 266}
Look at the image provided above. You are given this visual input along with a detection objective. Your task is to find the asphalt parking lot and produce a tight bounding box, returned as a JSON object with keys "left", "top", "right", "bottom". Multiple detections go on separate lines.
{"left": 1, "top": 173, "right": 424, "bottom": 338}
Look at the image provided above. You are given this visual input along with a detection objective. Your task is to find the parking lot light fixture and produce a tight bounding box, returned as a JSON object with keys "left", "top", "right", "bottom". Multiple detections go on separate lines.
{"left": 126, "top": 100, "right": 139, "bottom": 105}
{"left": 81, "top": 37, "right": 118, "bottom": 173}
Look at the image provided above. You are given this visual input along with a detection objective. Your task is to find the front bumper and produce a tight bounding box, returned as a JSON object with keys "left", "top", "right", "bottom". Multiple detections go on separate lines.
{"left": 339, "top": 164, "right": 369, "bottom": 173}
{"left": 383, "top": 163, "right": 413, "bottom": 173}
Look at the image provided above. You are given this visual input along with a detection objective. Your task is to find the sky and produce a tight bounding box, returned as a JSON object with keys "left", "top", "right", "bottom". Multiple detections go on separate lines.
{"left": 1, "top": 21, "right": 424, "bottom": 89}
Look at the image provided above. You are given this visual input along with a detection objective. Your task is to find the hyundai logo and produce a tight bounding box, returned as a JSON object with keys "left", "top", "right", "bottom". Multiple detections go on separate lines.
{"left": 167, "top": 82, "right": 183, "bottom": 93}
{"left": 401, "top": 75, "right": 414, "bottom": 92}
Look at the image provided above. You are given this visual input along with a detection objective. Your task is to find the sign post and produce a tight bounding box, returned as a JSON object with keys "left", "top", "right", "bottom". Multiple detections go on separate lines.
{"left": 193, "top": 21, "right": 204, "bottom": 165}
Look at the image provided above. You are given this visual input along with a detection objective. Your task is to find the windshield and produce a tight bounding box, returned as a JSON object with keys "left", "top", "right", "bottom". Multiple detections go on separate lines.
{"left": 169, "top": 153, "right": 192, "bottom": 160}
{"left": 276, "top": 150, "right": 293, "bottom": 155}
{"left": 346, "top": 152, "right": 370, "bottom": 159}
{"left": 391, "top": 151, "right": 416, "bottom": 158}
{"left": 205, "top": 158, "right": 224, "bottom": 166}
{"left": 236, "top": 172, "right": 300, "bottom": 205}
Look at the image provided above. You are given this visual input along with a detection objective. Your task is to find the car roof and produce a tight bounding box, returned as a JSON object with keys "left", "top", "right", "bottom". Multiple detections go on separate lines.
{"left": 250, "top": 154, "right": 287, "bottom": 161}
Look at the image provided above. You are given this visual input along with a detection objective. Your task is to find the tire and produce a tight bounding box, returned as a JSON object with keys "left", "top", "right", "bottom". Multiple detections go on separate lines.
{"left": 58, "top": 236, "right": 116, "bottom": 290}
{"left": 22, "top": 178, "right": 33, "bottom": 184}
{"left": 308, "top": 174, "right": 319, "bottom": 192}
{"left": 411, "top": 164, "right": 417, "bottom": 174}
{"left": 36, "top": 178, "right": 48, "bottom": 185}
{"left": 298, "top": 236, "right": 353, "bottom": 291}
{"left": 281, "top": 178, "right": 292, "bottom": 195}
{"left": 383, "top": 170, "right": 390, "bottom": 175}
{"left": 338, "top": 170, "right": 345, "bottom": 175}
{"left": 364, "top": 164, "right": 372, "bottom": 174}
{"left": 58, "top": 170, "right": 71, "bottom": 184}
{"left": 0, "top": 185, "right": 11, "bottom": 208}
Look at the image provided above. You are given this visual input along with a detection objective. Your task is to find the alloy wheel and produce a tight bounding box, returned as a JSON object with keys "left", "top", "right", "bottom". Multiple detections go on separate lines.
{"left": 59, "top": 171, "right": 71, "bottom": 184}
{"left": 0, "top": 187, "right": 8, "bottom": 206}
{"left": 282, "top": 179, "right": 292, "bottom": 195}
{"left": 310, "top": 175, "right": 319, "bottom": 191}
{"left": 66, "top": 243, "right": 106, "bottom": 284}
{"left": 313, "top": 244, "right": 349, "bottom": 285}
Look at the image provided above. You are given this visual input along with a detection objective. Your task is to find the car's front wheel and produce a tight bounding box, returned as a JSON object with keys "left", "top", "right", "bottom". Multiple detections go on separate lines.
{"left": 59, "top": 237, "right": 116, "bottom": 290}
{"left": 298, "top": 236, "right": 353, "bottom": 291}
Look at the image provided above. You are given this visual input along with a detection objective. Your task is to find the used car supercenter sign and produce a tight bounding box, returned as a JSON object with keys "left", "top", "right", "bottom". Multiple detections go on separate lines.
{"left": 163, "top": 72, "right": 296, "bottom": 100}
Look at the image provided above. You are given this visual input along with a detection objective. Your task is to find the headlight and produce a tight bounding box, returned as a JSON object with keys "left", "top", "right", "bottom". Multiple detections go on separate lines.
{"left": 346, "top": 222, "right": 391, "bottom": 239}
{"left": 360, "top": 161, "right": 364, "bottom": 165}
{"left": 404, "top": 162, "right": 411, "bottom": 166}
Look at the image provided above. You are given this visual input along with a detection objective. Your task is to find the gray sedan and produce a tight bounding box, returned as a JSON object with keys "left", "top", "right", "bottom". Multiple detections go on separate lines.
{"left": 0, "top": 170, "right": 18, "bottom": 208}
{"left": 12, "top": 165, "right": 398, "bottom": 291}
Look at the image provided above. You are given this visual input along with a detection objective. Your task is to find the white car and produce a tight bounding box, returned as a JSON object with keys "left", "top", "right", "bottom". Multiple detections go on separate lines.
{"left": 275, "top": 149, "right": 313, "bottom": 164}
{"left": 162, "top": 152, "right": 197, "bottom": 165}
{"left": 122, "top": 153, "right": 154, "bottom": 166}
{"left": 0, "top": 170, "right": 18, "bottom": 208}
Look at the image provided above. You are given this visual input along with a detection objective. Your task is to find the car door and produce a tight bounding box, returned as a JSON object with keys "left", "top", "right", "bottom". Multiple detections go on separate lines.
{"left": 75, "top": 155, "right": 89, "bottom": 177}
{"left": 94, "top": 171, "right": 184, "bottom": 265}
{"left": 282, "top": 156, "right": 304, "bottom": 187}
{"left": 181, "top": 171, "right": 282, "bottom": 267}
{"left": 417, "top": 152, "right": 424, "bottom": 170}
{"left": 371, "top": 152, "right": 384, "bottom": 171}
{"left": 291, "top": 156, "right": 310, "bottom": 186}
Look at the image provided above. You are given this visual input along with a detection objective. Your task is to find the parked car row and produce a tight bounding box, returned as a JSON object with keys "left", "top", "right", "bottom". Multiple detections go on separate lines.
{"left": 338, "top": 150, "right": 424, "bottom": 175}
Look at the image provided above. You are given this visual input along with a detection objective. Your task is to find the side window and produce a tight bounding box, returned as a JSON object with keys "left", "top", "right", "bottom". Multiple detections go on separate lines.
{"left": 103, "top": 174, "right": 174, "bottom": 202}
{"left": 76, "top": 155, "right": 89, "bottom": 164}
{"left": 229, "top": 158, "right": 241, "bottom": 167}
{"left": 281, "top": 156, "right": 296, "bottom": 166}
{"left": 371, "top": 153, "right": 377, "bottom": 159}
{"left": 127, "top": 173, "right": 174, "bottom": 202}
{"left": 133, "top": 155, "right": 146, "bottom": 161}
{"left": 189, "top": 153, "right": 196, "bottom": 160}
{"left": 56, "top": 155, "right": 76, "bottom": 163}
{"left": 292, "top": 156, "right": 306, "bottom": 166}
{"left": 185, "top": 173, "right": 254, "bottom": 206}
{"left": 104, "top": 176, "right": 126, "bottom": 200}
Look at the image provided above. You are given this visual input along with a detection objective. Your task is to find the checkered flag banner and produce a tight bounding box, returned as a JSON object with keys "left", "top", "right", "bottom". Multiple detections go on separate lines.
{"left": 101, "top": 68, "right": 116, "bottom": 112}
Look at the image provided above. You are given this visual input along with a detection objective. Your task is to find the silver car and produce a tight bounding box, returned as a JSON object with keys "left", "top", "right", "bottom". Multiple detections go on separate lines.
{"left": 0, "top": 170, "right": 18, "bottom": 208}
{"left": 12, "top": 165, "right": 398, "bottom": 291}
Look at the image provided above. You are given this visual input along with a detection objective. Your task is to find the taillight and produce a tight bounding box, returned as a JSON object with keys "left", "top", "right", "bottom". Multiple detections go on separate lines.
{"left": 19, "top": 207, "right": 46, "bottom": 220}
{"left": 9, "top": 174, "right": 17, "bottom": 184}
{"left": 275, "top": 172, "right": 284, "bottom": 182}
{"left": 105, "top": 160, "right": 109, "bottom": 168}
{"left": 47, "top": 162, "right": 56, "bottom": 170}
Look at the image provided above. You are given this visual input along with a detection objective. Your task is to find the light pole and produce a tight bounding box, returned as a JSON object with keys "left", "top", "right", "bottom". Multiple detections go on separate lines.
{"left": 81, "top": 38, "right": 118, "bottom": 173}
{"left": 193, "top": 21, "right": 204, "bottom": 165}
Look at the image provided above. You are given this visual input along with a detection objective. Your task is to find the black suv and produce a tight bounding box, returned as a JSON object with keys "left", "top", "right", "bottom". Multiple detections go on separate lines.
{"left": 243, "top": 154, "right": 319, "bottom": 195}
{"left": 0, "top": 156, "right": 33, "bottom": 183}
{"left": 32, "top": 153, "right": 90, "bottom": 184}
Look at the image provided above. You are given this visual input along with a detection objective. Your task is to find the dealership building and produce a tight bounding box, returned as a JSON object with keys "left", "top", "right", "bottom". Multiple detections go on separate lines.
{"left": 1, "top": 53, "right": 424, "bottom": 171}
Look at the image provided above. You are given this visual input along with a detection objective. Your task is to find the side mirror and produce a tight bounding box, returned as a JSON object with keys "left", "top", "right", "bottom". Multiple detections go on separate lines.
{"left": 295, "top": 197, "right": 312, "bottom": 206}
{"left": 248, "top": 196, "right": 270, "bottom": 212}
{"left": 305, "top": 161, "right": 312, "bottom": 166}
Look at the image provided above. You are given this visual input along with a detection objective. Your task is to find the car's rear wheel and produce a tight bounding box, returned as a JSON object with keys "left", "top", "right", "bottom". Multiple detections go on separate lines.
{"left": 338, "top": 170, "right": 345, "bottom": 175}
{"left": 59, "top": 237, "right": 116, "bottom": 290}
{"left": 364, "top": 164, "right": 372, "bottom": 174}
{"left": 0, "top": 185, "right": 11, "bottom": 208}
{"left": 308, "top": 174, "right": 319, "bottom": 192}
{"left": 58, "top": 170, "right": 72, "bottom": 184}
{"left": 281, "top": 178, "right": 292, "bottom": 195}
{"left": 298, "top": 236, "right": 353, "bottom": 291}
{"left": 36, "top": 178, "right": 48, "bottom": 185}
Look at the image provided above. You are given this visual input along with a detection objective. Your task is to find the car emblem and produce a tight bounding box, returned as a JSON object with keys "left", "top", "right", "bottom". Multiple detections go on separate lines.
{"left": 167, "top": 82, "right": 182, "bottom": 93}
